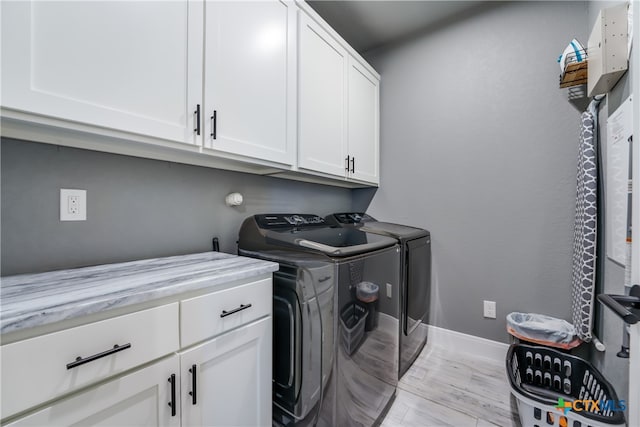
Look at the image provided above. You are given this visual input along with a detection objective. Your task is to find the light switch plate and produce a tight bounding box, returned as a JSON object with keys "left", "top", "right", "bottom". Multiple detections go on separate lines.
{"left": 60, "top": 189, "right": 87, "bottom": 221}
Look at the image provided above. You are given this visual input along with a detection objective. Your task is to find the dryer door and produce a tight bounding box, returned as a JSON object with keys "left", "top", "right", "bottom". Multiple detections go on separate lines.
{"left": 404, "top": 236, "right": 431, "bottom": 335}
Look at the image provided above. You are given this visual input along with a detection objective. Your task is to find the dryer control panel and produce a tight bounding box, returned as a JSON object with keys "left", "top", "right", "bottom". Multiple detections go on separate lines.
{"left": 331, "top": 212, "right": 374, "bottom": 224}
{"left": 255, "top": 214, "right": 327, "bottom": 229}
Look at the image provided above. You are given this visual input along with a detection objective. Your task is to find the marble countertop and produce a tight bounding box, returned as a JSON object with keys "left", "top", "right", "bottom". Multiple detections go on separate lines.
{"left": 0, "top": 252, "right": 278, "bottom": 335}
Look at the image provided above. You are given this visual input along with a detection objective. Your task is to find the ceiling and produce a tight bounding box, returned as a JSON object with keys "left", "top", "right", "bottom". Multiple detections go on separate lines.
{"left": 307, "top": 1, "right": 486, "bottom": 54}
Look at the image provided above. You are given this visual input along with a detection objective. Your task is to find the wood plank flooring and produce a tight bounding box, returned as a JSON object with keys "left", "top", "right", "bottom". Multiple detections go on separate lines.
{"left": 382, "top": 342, "right": 522, "bottom": 427}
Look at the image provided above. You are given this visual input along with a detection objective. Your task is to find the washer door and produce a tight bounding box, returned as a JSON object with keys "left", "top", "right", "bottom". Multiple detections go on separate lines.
{"left": 273, "top": 264, "right": 334, "bottom": 423}
{"left": 273, "top": 271, "right": 303, "bottom": 415}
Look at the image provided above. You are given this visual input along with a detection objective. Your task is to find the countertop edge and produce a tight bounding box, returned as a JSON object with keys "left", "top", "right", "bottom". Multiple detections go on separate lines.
{"left": 1, "top": 254, "right": 278, "bottom": 337}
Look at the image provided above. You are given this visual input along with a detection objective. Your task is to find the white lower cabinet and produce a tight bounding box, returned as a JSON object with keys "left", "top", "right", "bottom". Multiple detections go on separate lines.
{"left": 1, "top": 304, "right": 180, "bottom": 420}
{"left": 5, "top": 355, "right": 181, "bottom": 427}
{"left": 1, "top": 278, "right": 273, "bottom": 427}
{"left": 180, "top": 317, "right": 272, "bottom": 426}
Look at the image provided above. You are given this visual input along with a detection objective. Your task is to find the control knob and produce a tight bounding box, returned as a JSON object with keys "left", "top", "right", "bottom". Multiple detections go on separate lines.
{"left": 307, "top": 216, "right": 324, "bottom": 224}
{"left": 285, "top": 215, "right": 306, "bottom": 226}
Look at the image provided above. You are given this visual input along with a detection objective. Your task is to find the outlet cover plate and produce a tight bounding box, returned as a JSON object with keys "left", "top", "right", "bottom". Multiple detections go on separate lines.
{"left": 483, "top": 300, "right": 496, "bottom": 319}
{"left": 60, "top": 189, "right": 87, "bottom": 221}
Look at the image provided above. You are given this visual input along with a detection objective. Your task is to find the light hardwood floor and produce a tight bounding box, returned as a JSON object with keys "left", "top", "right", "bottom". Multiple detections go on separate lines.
{"left": 382, "top": 342, "right": 522, "bottom": 427}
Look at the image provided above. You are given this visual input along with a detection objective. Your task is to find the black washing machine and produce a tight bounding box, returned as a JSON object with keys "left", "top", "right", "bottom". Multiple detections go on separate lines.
{"left": 326, "top": 212, "right": 431, "bottom": 379}
{"left": 238, "top": 214, "right": 401, "bottom": 427}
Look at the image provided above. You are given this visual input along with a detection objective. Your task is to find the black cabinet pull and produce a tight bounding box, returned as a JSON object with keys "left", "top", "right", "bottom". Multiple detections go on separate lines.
{"left": 345, "top": 155, "right": 350, "bottom": 172}
{"left": 211, "top": 110, "right": 217, "bottom": 139}
{"left": 194, "top": 104, "right": 201, "bottom": 135}
{"left": 220, "top": 303, "right": 252, "bottom": 318}
{"left": 66, "top": 343, "right": 131, "bottom": 369}
{"left": 351, "top": 156, "right": 355, "bottom": 173}
{"left": 168, "top": 374, "right": 176, "bottom": 417}
{"left": 189, "top": 364, "right": 197, "bottom": 405}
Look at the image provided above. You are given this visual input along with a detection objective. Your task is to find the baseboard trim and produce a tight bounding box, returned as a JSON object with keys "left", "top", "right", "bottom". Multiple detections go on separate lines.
{"left": 427, "top": 325, "right": 509, "bottom": 363}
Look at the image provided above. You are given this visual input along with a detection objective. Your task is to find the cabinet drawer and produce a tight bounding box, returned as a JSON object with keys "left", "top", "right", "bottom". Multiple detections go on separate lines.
{"left": 1, "top": 303, "right": 179, "bottom": 421}
{"left": 180, "top": 278, "right": 272, "bottom": 347}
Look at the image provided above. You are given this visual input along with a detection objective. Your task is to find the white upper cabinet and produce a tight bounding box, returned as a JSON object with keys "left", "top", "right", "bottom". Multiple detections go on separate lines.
{"left": 203, "top": 0, "right": 296, "bottom": 166}
{"left": 297, "top": 7, "right": 380, "bottom": 185}
{"left": 347, "top": 57, "right": 379, "bottom": 184}
{"left": 298, "top": 13, "right": 349, "bottom": 177}
{"left": 1, "top": 0, "right": 379, "bottom": 186}
{"left": 0, "top": 1, "right": 203, "bottom": 146}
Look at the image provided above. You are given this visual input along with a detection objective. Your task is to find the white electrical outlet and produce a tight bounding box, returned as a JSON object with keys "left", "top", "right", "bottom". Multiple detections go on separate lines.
{"left": 386, "top": 283, "right": 392, "bottom": 298}
{"left": 68, "top": 195, "right": 80, "bottom": 214}
{"left": 60, "top": 189, "right": 87, "bottom": 221}
{"left": 483, "top": 300, "right": 496, "bottom": 319}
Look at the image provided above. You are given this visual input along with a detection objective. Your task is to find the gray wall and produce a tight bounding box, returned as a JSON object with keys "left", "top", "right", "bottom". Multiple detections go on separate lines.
{"left": 586, "top": 0, "right": 631, "bottom": 409}
{"left": 359, "top": 1, "right": 589, "bottom": 343}
{"left": 1, "top": 138, "right": 352, "bottom": 275}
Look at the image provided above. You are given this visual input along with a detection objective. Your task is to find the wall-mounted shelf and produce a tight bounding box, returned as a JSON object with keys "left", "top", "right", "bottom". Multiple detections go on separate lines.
{"left": 560, "top": 60, "right": 588, "bottom": 88}
{"left": 559, "top": 46, "right": 589, "bottom": 110}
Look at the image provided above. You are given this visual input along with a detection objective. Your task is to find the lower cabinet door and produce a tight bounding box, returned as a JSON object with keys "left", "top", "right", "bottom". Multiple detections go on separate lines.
{"left": 180, "top": 317, "right": 272, "bottom": 427}
{"left": 5, "top": 355, "right": 180, "bottom": 427}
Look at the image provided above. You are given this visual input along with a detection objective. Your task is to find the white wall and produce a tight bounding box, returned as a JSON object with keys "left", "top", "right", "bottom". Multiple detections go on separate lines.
{"left": 360, "top": 1, "right": 588, "bottom": 343}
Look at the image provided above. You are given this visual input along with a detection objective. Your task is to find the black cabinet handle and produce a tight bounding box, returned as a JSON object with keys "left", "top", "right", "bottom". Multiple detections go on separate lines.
{"left": 345, "top": 155, "right": 350, "bottom": 172}
{"left": 220, "top": 303, "right": 252, "bottom": 318}
{"left": 351, "top": 156, "right": 355, "bottom": 173}
{"left": 189, "top": 364, "right": 197, "bottom": 405}
{"left": 168, "top": 374, "right": 176, "bottom": 417}
{"left": 66, "top": 343, "right": 131, "bottom": 369}
{"left": 211, "top": 110, "right": 217, "bottom": 139}
{"left": 194, "top": 104, "right": 201, "bottom": 135}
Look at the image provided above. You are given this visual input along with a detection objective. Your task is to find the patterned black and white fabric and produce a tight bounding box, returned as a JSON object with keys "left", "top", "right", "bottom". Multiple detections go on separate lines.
{"left": 570, "top": 112, "right": 598, "bottom": 342}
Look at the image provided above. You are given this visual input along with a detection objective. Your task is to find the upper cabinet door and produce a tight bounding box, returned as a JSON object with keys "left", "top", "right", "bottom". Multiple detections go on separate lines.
{"left": 347, "top": 58, "right": 379, "bottom": 184}
{"left": 203, "top": 0, "right": 295, "bottom": 166}
{"left": 298, "top": 13, "right": 348, "bottom": 177}
{"left": 0, "top": 1, "right": 203, "bottom": 146}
